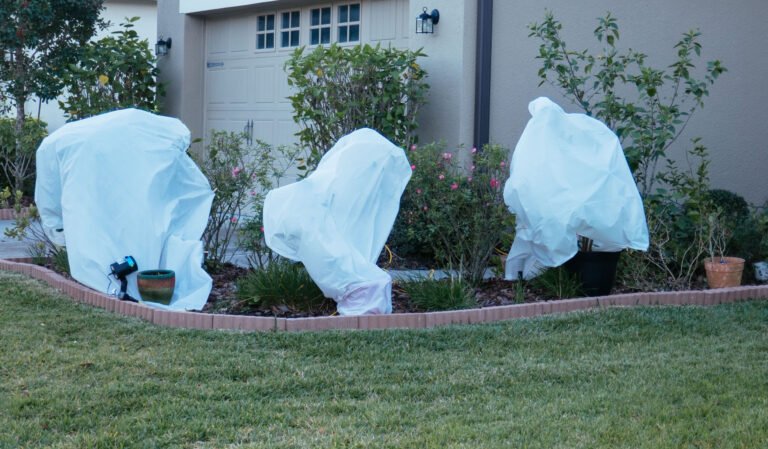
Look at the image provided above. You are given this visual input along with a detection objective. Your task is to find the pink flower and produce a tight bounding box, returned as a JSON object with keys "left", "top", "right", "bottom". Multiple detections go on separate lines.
{"left": 231, "top": 166, "right": 242, "bottom": 177}
{"left": 490, "top": 178, "right": 499, "bottom": 189}
{"left": 470, "top": 165, "right": 475, "bottom": 171}
{"left": 471, "top": 147, "right": 477, "bottom": 154}
{"left": 438, "top": 174, "right": 445, "bottom": 180}
{"left": 467, "top": 176, "right": 473, "bottom": 182}
{"left": 410, "top": 144, "right": 417, "bottom": 151}
{"left": 230, "top": 216, "right": 238, "bottom": 223}
{"left": 450, "top": 182, "right": 459, "bottom": 190}
{"left": 442, "top": 152, "right": 452, "bottom": 160}
{"left": 260, "top": 226, "right": 265, "bottom": 233}
{"left": 411, "top": 164, "right": 416, "bottom": 170}
{"left": 249, "top": 190, "right": 257, "bottom": 196}
{"left": 416, "top": 188, "right": 422, "bottom": 194}
{"left": 422, "top": 206, "right": 428, "bottom": 211}
{"left": 500, "top": 161, "right": 506, "bottom": 168}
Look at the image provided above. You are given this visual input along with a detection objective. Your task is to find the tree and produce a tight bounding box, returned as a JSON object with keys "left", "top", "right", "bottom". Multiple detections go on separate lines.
{"left": 285, "top": 44, "right": 429, "bottom": 170}
{"left": 0, "top": 0, "right": 104, "bottom": 191}
{"left": 59, "top": 17, "right": 163, "bottom": 121}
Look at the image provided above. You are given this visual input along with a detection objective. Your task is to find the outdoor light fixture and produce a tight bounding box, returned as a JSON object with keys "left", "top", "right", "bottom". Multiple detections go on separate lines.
{"left": 416, "top": 7, "right": 439, "bottom": 34}
{"left": 155, "top": 37, "right": 172, "bottom": 56}
{"left": 109, "top": 255, "right": 139, "bottom": 302}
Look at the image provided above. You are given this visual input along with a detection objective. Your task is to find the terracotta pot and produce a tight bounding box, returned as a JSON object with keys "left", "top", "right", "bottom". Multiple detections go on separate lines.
{"left": 137, "top": 269, "right": 176, "bottom": 305}
{"left": 704, "top": 257, "right": 744, "bottom": 289}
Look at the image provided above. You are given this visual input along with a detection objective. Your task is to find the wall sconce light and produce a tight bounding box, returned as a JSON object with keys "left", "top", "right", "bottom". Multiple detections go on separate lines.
{"left": 416, "top": 7, "right": 439, "bottom": 34}
{"left": 155, "top": 37, "right": 172, "bottom": 56}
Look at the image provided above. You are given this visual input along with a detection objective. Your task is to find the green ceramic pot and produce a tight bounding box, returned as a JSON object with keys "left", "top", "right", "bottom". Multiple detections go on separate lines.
{"left": 137, "top": 269, "right": 176, "bottom": 305}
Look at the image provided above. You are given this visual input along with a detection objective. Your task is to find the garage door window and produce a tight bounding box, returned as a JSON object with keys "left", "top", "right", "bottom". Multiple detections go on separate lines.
{"left": 310, "top": 7, "right": 332, "bottom": 45}
{"left": 256, "top": 14, "right": 275, "bottom": 50}
{"left": 281, "top": 10, "right": 301, "bottom": 48}
{"left": 337, "top": 3, "right": 360, "bottom": 43}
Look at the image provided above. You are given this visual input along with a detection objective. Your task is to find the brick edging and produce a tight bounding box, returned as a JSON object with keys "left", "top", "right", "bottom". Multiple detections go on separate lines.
{"left": 2, "top": 257, "right": 767, "bottom": 332}
{"left": 0, "top": 207, "right": 30, "bottom": 220}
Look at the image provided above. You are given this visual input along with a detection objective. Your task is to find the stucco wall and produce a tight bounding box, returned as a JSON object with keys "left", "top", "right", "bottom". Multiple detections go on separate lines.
{"left": 490, "top": 1, "right": 768, "bottom": 205}
{"left": 409, "top": 0, "right": 477, "bottom": 149}
{"left": 157, "top": 0, "right": 206, "bottom": 143}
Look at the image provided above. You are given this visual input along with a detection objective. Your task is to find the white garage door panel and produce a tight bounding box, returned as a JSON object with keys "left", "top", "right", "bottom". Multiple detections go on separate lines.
{"left": 206, "top": 67, "right": 250, "bottom": 106}
{"left": 204, "top": 0, "right": 408, "bottom": 147}
{"left": 252, "top": 65, "right": 276, "bottom": 103}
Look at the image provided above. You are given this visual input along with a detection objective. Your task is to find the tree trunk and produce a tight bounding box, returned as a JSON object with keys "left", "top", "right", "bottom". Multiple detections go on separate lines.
{"left": 13, "top": 45, "right": 26, "bottom": 194}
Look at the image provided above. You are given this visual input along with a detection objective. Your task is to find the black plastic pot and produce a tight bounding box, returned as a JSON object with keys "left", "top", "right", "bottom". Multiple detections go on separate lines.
{"left": 564, "top": 251, "right": 621, "bottom": 297}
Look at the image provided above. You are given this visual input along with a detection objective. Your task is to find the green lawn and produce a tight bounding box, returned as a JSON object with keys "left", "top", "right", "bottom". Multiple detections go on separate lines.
{"left": 1, "top": 270, "right": 767, "bottom": 449}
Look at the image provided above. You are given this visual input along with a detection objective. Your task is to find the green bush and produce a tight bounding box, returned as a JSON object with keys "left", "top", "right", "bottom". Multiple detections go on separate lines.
{"left": 236, "top": 259, "right": 329, "bottom": 313}
{"left": 59, "top": 17, "right": 162, "bottom": 121}
{"left": 529, "top": 11, "right": 725, "bottom": 196}
{"left": 401, "top": 142, "right": 511, "bottom": 284}
{"left": 193, "top": 130, "right": 306, "bottom": 270}
{"left": 0, "top": 117, "right": 47, "bottom": 195}
{"left": 399, "top": 276, "right": 476, "bottom": 312}
{"left": 285, "top": 43, "right": 428, "bottom": 169}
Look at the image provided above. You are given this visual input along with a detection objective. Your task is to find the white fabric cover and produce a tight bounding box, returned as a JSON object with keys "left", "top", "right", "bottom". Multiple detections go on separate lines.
{"left": 35, "top": 108, "right": 214, "bottom": 310}
{"left": 263, "top": 128, "right": 411, "bottom": 315}
{"left": 504, "top": 97, "right": 649, "bottom": 279}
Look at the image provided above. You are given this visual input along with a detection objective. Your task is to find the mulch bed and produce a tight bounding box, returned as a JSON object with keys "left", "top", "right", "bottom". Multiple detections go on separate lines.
{"left": 198, "top": 262, "right": 654, "bottom": 319}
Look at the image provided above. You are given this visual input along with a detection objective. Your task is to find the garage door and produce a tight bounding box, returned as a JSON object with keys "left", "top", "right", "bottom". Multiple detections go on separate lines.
{"left": 203, "top": 0, "right": 411, "bottom": 148}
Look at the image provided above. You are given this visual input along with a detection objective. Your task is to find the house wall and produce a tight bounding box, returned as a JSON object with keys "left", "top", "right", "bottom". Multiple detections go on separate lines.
{"left": 160, "top": 0, "right": 479, "bottom": 151}
{"left": 157, "top": 0, "right": 206, "bottom": 142}
{"left": 408, "top": 0, "right": 477, "bottom": 149}
{"left": 489, "top": 0, "right": 768, "bottom": 205}
{"left": 25, "top": 0, "right": 158, "bottom": 132}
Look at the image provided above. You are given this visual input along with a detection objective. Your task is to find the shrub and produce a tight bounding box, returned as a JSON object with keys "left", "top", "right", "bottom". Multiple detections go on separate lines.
{"left": 193, "top": 131, "right": 266, "bottom": 269}
{"left": 0, "top": 117, "right": 47, "bottom": 195}
{"left": 193, "top": 130, "right": 306, "bottom": 270}
{"left": 529, "top": 11, "right": 725, "bottom": 196}
{"left": 403, "top": 142, "right": 511, "bottom": 284}
{"left": 236, "top": 259, "right": 330, "bottom": 313}
{"left": 59, "top": 17, "right": 162, "bottom": 121}
{"left": 616, "top": 141, "right": 714, "bottom": 290}
{"left": 399, "top": 276, "right": 476, "bottom": 312}
{"left": 285, "top": 43, "right": 428, "bottom": 169}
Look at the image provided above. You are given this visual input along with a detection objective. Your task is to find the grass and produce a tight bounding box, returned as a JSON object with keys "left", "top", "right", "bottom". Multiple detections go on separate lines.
{"left": 1, "top": 270, "right": 768, "bottom": 448}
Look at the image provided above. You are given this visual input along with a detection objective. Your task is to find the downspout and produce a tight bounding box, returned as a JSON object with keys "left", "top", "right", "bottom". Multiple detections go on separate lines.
{"left": 473, "top": 0, "right": 493, "bottom": 150}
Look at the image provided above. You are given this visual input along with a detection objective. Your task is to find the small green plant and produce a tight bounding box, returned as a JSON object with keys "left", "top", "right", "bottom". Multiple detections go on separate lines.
{"left": 58, "top": 17, "right": 162, "bottom": 121}
{"left": 285, "top": 43, "right": 428, "bottom": 168}
{"left": 399, "top": 275, "right": 476, "bottom": 312}
{"left": 236, "top": 259, "right": 329, "bottom": 313}
{"left": 402, "top": 142, "right": 511, "bottom": 284}
{"left": 532, "top": 267, "right": 582, "bottom": 299}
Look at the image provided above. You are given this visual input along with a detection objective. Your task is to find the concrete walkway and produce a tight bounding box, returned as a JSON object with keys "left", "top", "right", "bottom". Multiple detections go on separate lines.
{"left": 0, "top": 219, "right": 34, "bottom": 259}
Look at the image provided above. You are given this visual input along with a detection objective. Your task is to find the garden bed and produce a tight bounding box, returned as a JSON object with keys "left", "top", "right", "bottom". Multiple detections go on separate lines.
{"left": 2, "top": 256, "right": 766, "bottom": 333}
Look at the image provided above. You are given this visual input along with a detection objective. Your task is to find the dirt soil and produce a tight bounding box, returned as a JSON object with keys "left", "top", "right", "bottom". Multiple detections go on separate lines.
{"left": 199, "top": 263, "right": 635, "bottom": 318}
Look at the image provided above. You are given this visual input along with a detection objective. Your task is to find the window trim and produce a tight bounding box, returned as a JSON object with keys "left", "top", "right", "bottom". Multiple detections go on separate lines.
{"left": 255, "top": 12, "right": 276, "bottom": 52}
{"left": 336, "top": 2, "right": 361, "bottom": 46}
{"left": 308, "top": 5, "right": 333, "bottom": 47}
{"left": 279, "top": 9, "right": 301, "bottom": 50}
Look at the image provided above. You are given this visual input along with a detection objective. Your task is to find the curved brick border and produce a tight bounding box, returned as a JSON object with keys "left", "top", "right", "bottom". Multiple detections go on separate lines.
{"left": 0, "top": 207, "right": 30, "bottom": 220}
{"left": 2, "top": 257, "right": 768, "bottom": 332}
